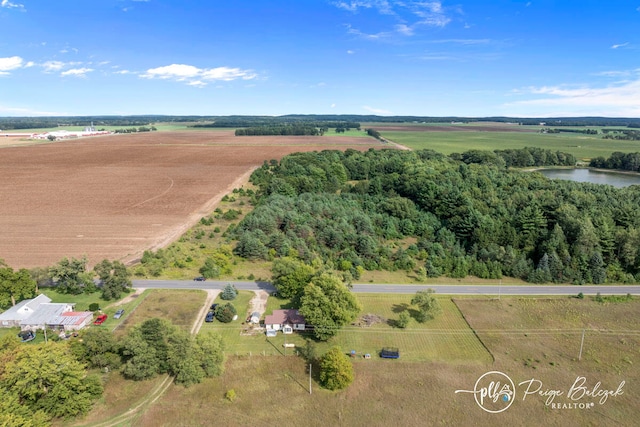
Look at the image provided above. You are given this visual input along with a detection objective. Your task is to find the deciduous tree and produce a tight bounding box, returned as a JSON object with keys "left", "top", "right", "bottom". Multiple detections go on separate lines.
{"left": 299, "top": 273, "right": 361, "bottom": 340}
{"left": 0, "top": 267, "right": 37, "bottom": 308}
{"left": 411, "top": 289, "right": 441, "bottom": 322}
{"left": 319, "top": 346, "right": 354, "bottom": 390}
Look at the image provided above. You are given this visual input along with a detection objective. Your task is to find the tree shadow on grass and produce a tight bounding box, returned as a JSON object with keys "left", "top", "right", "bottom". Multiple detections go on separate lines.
{"left": 391, "top": 303, "right": 409, "bottom": 314}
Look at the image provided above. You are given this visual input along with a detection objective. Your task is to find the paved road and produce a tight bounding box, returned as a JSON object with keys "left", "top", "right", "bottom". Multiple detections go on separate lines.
{"left": 132, "top": 280, "right": 640, "bottom": 295}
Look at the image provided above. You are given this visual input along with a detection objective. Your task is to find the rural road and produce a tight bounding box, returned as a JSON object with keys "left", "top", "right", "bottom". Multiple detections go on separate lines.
{"left": 132, "top": 280, "right": 640, "bottom": 296}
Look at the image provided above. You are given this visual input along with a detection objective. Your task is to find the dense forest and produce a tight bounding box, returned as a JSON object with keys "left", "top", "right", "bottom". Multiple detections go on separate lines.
{"left": 231, "top": 148, "right": 640, "bottom": 285}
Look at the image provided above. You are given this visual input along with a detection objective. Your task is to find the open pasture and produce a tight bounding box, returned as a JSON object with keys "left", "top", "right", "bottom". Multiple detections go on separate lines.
{"left": 369, "top": 122, "right": 640, "bottom": 160}
{"left": 0, "top": 130, "right": 380, "bottom": 268}
{"left": 126, "top": 297, "right": 640, "bottom": 427}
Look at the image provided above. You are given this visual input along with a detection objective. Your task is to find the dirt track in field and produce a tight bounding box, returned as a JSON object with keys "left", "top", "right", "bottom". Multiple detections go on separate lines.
{"left": 0, "top": 130, "right": 380, "bottom": 268}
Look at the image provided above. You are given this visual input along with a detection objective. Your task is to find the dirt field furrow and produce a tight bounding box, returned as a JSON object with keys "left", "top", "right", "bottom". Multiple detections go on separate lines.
{"left": 0, "top": 131, "right": 380, "bottom": 268}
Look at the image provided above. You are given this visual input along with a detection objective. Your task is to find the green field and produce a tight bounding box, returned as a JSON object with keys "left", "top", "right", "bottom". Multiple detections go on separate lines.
{"left": 370, "top": 124, "right": 640, "bottom": 161}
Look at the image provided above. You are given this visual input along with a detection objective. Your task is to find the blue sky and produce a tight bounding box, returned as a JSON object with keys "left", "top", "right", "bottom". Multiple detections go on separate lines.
{"left": 1, "top": 0, "right": 639, "bottom": 117}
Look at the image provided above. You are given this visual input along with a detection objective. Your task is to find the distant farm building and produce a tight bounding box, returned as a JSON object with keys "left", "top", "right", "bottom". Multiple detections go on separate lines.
{"left": 33, "top": 129, "right": 111, "bottom": 140}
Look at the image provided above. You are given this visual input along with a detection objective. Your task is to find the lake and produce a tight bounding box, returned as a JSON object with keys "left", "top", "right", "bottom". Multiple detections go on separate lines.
{"left": 537, "top": 168, "right": 640, "bottom": 188}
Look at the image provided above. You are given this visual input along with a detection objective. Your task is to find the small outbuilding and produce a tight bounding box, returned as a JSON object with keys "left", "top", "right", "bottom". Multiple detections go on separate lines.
{"left": 249, "top": 311, "right": 261, "bottom": 324}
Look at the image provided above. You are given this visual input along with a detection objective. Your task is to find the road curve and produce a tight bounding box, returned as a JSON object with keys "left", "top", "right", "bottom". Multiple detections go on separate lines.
{"left": 132, "top": 280, "right": 640, "bottom": 296}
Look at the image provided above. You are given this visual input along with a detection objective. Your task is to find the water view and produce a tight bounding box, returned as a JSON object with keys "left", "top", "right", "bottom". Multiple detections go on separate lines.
{"left": 537, "top": 168, "right": 640, "bottom": 188}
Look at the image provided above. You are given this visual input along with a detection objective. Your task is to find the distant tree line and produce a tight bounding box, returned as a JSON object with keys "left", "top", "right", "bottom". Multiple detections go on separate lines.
{"left": 4, "top": 115, "right": 640, "bottom": 131}
{"left": 235, "top": 124, "right": 322, "bottom": 136}
{"left": 601, "top": 129, "right": 640, "bottom": 141}
{"left": 449, "top": 147, "right": 575, "bottom": 168}
{"left": 590, "top": 152, "right": 640, "bottom": 172}
{"left": 195, "top": 118, "right": 361, "bottom": 129}
{"left": 541, "top": 128, "right": 599, "bottom": 135}
{"left": 0, "top": 116, "right": 166, "bottom": 130}
{"left": 234, "top": 148, "right": 640, "bottom": 285}
{"left": 113, "top": 126, "right": 157, "bottom": 134}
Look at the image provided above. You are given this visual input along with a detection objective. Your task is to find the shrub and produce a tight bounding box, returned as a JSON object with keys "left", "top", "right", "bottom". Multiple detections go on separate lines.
{"left": 216, "top": 303, "right": 237, "bottom": 323}
{"left": 396, "top": 311, "right": 410, "bottom": 328}
{"left": 89, "top": 303, "right": 100, "bottom": 312}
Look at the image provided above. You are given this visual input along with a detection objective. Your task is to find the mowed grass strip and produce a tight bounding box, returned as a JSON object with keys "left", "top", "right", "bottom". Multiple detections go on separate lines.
{"left": 333, "top": 294, "right": 491, "bottom": 363}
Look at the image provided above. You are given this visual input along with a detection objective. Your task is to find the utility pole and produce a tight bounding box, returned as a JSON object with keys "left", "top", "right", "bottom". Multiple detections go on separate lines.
{"left": 578, "top": 329, "right": 585, "bottom": 361}
{"left": 309, "top": 363, "right": 312, "bottom": 394}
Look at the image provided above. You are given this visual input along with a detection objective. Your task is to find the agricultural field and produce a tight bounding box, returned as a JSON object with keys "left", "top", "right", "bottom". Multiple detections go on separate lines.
{"left": 367, "top": 122, "right": 640, "bottom": 161}
{"left": 106, "top": 294, "right": 638, "bottom": 427}
{"left": 0, "top": 130, "right": 381, "bottom": 269}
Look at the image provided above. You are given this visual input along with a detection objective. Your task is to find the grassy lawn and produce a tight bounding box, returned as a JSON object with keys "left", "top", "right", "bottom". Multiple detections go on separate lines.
{"left": 203, "top": 291, "right": 491, "bottom": 363}
{"left": 115, "top": 289, "right": 206, "bottom": 335}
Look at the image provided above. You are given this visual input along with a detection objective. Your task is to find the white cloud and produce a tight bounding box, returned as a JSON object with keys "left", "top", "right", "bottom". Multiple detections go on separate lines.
{"left": 331, "top": 103, "right": 337, "bottom": 108}
{"left": 61, "top": 68, "right": 94, "bottom": 77}
{"left": 363, "top": 105, "right": 393, "bottom": 115}
{"left": 0, "top": 56, "right": 23, "bottom": 73}
{"left": 339, "top": 1, "right": 454, "bottom": 40}
{"left": 395, "top": 24, "right": 414, "bottom": 36}
{"left": 334, "top": 1, "right": 394, "bottom": 14}
{"left": 410, "top": 1, "right": 451, "bottom": 27}
{"left": 347, "top": 49, "right": 355, "bottom": 54}
{"left": 507, "top": 76, "right": 640, "bottom": 117}
{"left": 42, "top": 61, "right": 66, "bottom": 72}
{"left": 611, "top": 42, "right": 629, "bottom": 49}
{"left": 141, "top": 63, "right": 257, "bottom": 85}
{"left": 1, "top": 0, "right": 25, "bottom": 11}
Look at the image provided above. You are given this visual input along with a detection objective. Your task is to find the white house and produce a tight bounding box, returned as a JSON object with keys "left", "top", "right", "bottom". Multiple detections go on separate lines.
{"left": 0, "top": 294, "right": 53, "bottom": 328}
{"left": 264, "top": 309, "right": 305, "bottom": 334}
{"left": 0, "top": 294, "right": 93, "bottom": 332}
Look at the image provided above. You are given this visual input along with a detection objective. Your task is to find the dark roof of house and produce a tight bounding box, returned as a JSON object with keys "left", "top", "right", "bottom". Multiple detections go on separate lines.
{"left": 264, "top": 309, "right": 305, "bottom": 325}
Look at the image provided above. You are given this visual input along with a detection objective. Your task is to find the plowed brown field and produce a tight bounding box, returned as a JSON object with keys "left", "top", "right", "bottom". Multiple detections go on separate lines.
{"left": 0, "top": 131, "right": 381, "bottom": 268}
